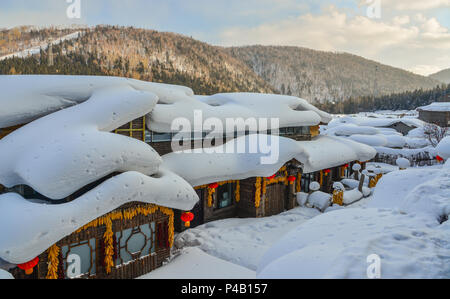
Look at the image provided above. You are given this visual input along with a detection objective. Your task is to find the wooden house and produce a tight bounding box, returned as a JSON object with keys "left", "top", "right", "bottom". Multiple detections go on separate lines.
{"left": 418, "top": 101, "right": 450, "bottom": 128}
{"left": 1, "top": 121, "right": 175, "bottom": 280}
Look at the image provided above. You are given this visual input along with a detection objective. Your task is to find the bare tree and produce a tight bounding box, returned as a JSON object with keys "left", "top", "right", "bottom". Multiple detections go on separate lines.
{"left": 424, "top": 124, "right": 449, "bottom": 147}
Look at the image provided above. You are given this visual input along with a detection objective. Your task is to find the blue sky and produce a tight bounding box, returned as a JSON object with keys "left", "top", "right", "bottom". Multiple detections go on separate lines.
{"left": 1, "top": 0, "right": 450, "bottom": 75}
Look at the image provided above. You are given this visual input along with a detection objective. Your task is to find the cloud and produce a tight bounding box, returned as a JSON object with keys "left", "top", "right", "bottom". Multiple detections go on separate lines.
{"left": 381, "top": 0, "right": 450, "bottom": 11}
{"left": 219, "top": 5, "right": 450, "bottom": 76}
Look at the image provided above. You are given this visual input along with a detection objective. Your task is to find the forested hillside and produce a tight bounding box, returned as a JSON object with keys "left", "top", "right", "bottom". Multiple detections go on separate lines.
{"left": 0, "top": 26, "right": 274, "bottom": 95}
{"left": 429, "top": 69, "right": 450, "bottom": 84}
{"left": 227, "top": 45, "right": 440, "bottom": 102}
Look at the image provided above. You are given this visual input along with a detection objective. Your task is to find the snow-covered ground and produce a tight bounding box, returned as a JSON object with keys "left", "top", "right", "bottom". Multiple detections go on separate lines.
{"left": 154, "top": 162, "right": 449, "bottom": 279}
{"left": 139, "top": 247, "right": 255, "bottom": 279}
{"left": 175, "top": 208, "right": 320, "bottom": 271}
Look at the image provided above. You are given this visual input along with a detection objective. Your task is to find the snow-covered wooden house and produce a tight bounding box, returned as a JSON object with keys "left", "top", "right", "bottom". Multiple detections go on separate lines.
{"left": 418, "top": 102, "right": 450, "bottom": 127}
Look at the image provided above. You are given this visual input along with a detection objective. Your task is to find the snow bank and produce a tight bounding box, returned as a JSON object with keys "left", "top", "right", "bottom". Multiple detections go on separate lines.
{"left": 371, "top": 167, "right": 450, "bottom": 225}
{"left": 325, "top": 124, "right": 379, "bottom": 137}
{"left": 175, "top": 208, "right": 320, "bottom": 271}
{"left": 139, "top": 247, "right": 255, "bottom": 279}
{"left": 0, "top": 170, "right": 199, "bottom": 264}
{"left": 258, "top": 208, "right": 450, "bottom": 279}
{"left": 0, "top": 85, "right": 161, "bottom": 200}
{"left": 343, "top": 189, "right": 363, "bottom": 205}
{"left": 437, "top": 137, "right": 450, "bottom": 160}
{"left": 339, "top": 116, "right": 423, "bottom": 128}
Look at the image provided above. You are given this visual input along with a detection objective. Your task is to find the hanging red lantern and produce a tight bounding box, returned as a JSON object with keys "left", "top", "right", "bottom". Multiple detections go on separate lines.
{"left": 287, "top": 176, "right": 296, "bottom": 182}
{"left": 208, "top": 183, "right": 219, "bottom": 189}
{"left": 267, "top": 174, "right": 276, "bottom": 180}
{"left": 324, "top": 169, "right": 331, "bottom": 176}
{"left": 436, "top": 155, "right": 444, "bottom": 162}
{"left": 181, "top": 212, "right": 195, "bottom": 228}
{"left": 343, "top": 164, "right": 349, "bottom": 169}
{"left": 18, "top": 257, "right": 39, "bottom": 275}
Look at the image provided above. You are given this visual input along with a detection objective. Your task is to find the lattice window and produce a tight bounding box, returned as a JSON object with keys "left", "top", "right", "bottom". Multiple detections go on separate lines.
{"left": 61, "top": 238, "right": 97, "bottom": 278}
{"left": 115, "top": 222, "right": 156, "bottom": 266}
{"left": 114, "top": 117, "right": 146, "bottom": 142}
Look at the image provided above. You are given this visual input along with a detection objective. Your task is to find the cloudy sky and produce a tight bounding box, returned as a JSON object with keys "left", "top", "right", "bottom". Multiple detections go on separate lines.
{"left": 1, "top": 0, "right": 449, "bottom": 76}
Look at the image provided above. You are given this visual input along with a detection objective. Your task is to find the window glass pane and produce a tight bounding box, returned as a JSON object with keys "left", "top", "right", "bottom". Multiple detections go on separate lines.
{"left": 62, "top": 238, "right": 96, "bottom": 277}
{"left": 151, "top": 132, "right": 172, "bottom": 142}
{"left": 145, "top": 130, "right": 152, "bottom": 143}
{"left": 217, "top": 184, "right": 233, "bottom": 209}
{"left": 116, "top": 223, "right": 155, "bottom": 265}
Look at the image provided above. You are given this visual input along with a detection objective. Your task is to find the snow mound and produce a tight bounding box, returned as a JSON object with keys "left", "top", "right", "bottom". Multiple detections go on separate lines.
{"left": 371, "top": 167, "right": 450, "bottom": 225}
{"left": 437, "top": 137, "right": 450, "bottom": 160}
{"left": 139, "top": 247, "right": 255, "bottom": 279}
{"left": 307, "top": 191, "right": 331, "bottom": 212}
{"left": 326, "top": 124, "right": 379, "bottom": 137}
{"left": 418, "top": 102, "right": 450, "bottom": 112}
{"left": 309, "top": 182, "right": 321, "bottom": 191}
{"left": 396, "top": 158, "right": 411, "bottom": 169}
{"left": 0, "top": 170, "right": 199, "bottom": 264}
{"left": 258, "top": 208, "right": 450, "bottom": 279}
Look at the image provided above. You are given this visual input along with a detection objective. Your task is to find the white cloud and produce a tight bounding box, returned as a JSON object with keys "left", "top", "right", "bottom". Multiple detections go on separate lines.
{"left": 219, "top": 5, "right": 450, "bottom": 76}
{"left": 382, "top": 0, "right": 450, "bottom": 11}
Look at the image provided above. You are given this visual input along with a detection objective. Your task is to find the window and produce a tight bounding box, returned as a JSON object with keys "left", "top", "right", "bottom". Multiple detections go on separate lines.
{"left": 61, "top": 238, "right": 97, "bottom": 278}
{"left": 216, "top": 183, "right": 234, "bottom": 209}
{"left": 301, "top": 173, "right": 315, "bottom": 193}
{"left": 115, "top": 222, "right": 156, "bottom": 266}
{"left": 150, "top": 132, "right": 172, "bottom": 142}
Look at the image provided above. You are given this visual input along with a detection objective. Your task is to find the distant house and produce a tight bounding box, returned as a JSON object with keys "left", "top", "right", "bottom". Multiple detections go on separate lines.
{"left": 417, "top": 101, "right": 450, "bottom": 128}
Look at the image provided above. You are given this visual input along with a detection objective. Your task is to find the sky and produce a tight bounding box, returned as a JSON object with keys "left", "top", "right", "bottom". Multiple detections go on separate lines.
{"left": 0, "top": 0, "right": 450, "bottom": 76}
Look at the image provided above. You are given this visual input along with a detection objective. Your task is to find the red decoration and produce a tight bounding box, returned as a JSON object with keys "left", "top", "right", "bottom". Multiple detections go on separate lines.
{"left": 18, "top": 257, "right": 39, "bottom": 275}
{"left": 343, "top": 164, "right": 349, "bottom": 168}
{"left": 181, "top": 212, "right": 195, "bottom": 228}
{"left": 266, "top": 174, "right": 276, "bottom": 180}
{"left": 287, "top": 176, "right": 296, "bottom": 182}
{"left": 208, "top": 183, "right": 219, "bottom": 189}
{"left": 436, "top": 155, "right": 444, "bottom": 162}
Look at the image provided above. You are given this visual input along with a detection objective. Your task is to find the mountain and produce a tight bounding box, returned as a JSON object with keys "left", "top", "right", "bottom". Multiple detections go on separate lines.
{"left": 429, "top": 68, "right": 450, "bottom": 84}
{"left": 0, "top": 26, "right": 274, "bottom": 95}
{"left": 0, "top": 26, "right": 441, "bottom": 102}
{"left": 226, "top": 45, "right": 441, "bottom": 103}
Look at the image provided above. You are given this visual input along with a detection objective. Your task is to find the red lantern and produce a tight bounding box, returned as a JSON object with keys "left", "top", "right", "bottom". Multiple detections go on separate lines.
{"left": 343, "top": 164, "right": 349, "bottom": 168}
{"left": 208, "top": 183, "right": 219, "bottom": 189}
{"left": 181, "top": 212, "right": 195, "bottom": 228}
{"left": 436, "top": 155, "right": 444, "bottom": 162}
{"left": 324, "top": 169, "right": 331, "bottom": 176}
{"left": 18, "top": 257, "right": 39, "bottom": 275}
{"left": 267, "top": 174, "right": 276, "bottom": 180}
{"left": 287, "top": 176, "right": 296, "bottom": 182}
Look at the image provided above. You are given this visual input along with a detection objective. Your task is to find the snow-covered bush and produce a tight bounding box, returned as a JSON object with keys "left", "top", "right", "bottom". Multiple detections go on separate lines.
{"left": 309, "top": 182, "right": 321, "bottom": 192}
{"left": 352, "top": 163, "right": 361, "bottom": 172}
{"left": 307, "top": 191, "right": 332, "bottom": 212}
{"left": 396, "top": 158, "right": 411, "bottom": 169}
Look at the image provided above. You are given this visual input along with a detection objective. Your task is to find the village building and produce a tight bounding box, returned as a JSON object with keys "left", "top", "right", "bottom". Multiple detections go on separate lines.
{"left": 418, "top": 101, "right": 450, "bottom": 128}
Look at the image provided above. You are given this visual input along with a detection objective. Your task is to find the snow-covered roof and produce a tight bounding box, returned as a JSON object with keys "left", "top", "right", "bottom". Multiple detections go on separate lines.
{"left": 0, "top": 170, "right": 199, "bottom": 264}
{"left": 163, "top": 135, "right": 376, "bottom": 187}
{"left": 149, "top": 93, "right": 331, "bottom": 133}
{"left": 0, "top": 75, "right": 331, "bottom": 130}
{"left": 417, "top": 102, "right": 450, "bottom": 112}
{"left": 338, "top": 116, "right": 424, "bottom": 128}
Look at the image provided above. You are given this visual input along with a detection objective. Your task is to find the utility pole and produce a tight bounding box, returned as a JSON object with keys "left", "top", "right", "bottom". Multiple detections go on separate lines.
{"left": 48, "top": 39, "right": 54, "bottom": 67}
